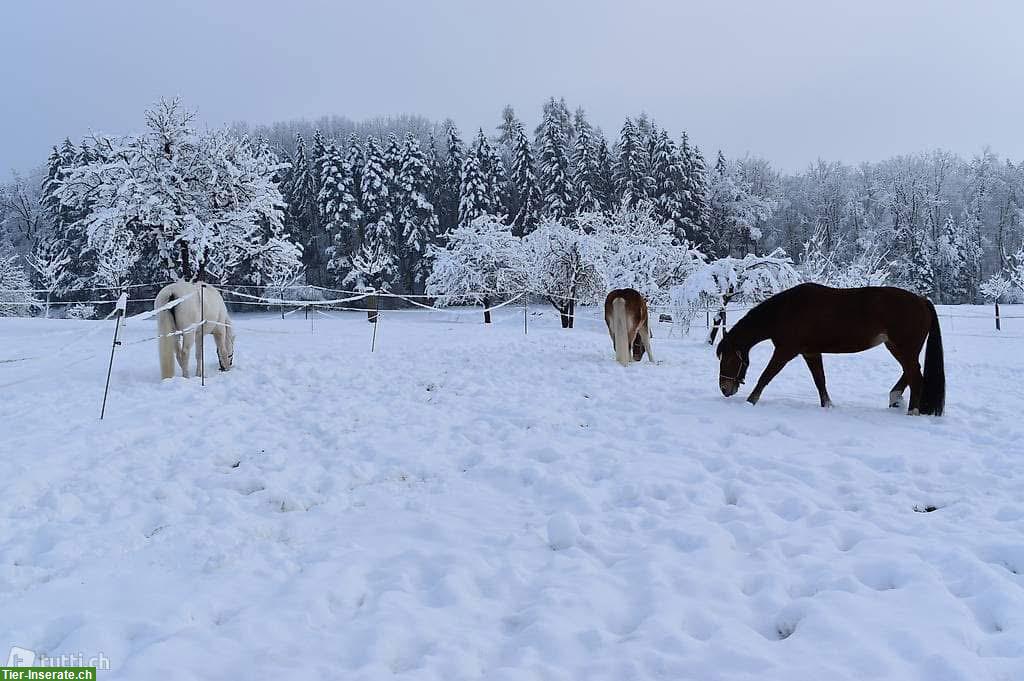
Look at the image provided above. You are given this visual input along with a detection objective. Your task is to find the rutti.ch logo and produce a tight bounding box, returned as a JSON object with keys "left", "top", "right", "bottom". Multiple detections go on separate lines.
{"left": 6, "top": 646, "right": 110, "bottom": 670}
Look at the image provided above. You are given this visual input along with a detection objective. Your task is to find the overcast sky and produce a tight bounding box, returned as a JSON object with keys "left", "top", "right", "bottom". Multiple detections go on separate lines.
{"left": 2, "top": 0, "right": 1021, "bottom": 174}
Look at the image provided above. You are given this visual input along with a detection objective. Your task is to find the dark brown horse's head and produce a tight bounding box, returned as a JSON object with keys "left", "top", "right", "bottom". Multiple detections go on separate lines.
{"left": 716, "top": 333, "right": 749, "bottom": 397}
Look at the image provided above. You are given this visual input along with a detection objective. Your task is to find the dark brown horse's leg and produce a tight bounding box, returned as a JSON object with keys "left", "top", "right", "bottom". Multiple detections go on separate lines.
{"left": 802, "top": 353, "right": 832, "bottom": 407}
{"left": 900, "top": 359, "right": 924, "bottom": 414}
{"left": 885, "top": 341, "right": 922, "bottom": 413}
{"left": 884, "top": 342, "right": 908, "bottom": 408}
{"left": 888, "top": 373, "right": 908, "bottom": 408}
{"left": 747, "top": 348, "right": 796, "bottom": 405}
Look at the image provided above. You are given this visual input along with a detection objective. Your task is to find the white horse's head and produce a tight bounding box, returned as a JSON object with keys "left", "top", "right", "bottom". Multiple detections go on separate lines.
{"left": 218, "top": 325, "right": 235, "bottom": 371}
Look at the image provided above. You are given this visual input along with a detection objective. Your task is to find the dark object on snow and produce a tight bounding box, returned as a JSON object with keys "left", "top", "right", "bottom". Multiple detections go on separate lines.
{"left": 715, "top": 283, "right": 945, "bottom": 416}
{"left": 658, "top": 313, "right": 673, "bottom": 323}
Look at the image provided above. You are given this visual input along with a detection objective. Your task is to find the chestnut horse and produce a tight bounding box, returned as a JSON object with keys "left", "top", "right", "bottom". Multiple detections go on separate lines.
{"left": 716, "top": 283, "right": 944, "bottom": 415}
{"left": 604, "top": 288, "right": 654, "bottom": 365}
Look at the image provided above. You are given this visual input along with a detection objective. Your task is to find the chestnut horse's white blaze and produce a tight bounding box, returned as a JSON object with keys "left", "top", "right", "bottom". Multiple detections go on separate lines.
{"left": 603, "top": 288, "right": 654, "bottom": 366}
{"left": 154, "top": 281, "right": 235, "bottom": 379}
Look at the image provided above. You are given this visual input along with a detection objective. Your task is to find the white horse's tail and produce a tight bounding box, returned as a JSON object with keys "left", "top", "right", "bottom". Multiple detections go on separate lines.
{"left": 612, "top": 297, "right": 631, "bottom": 366}
{"left": 155, "top": 289, "right": 179, "bottom": 379}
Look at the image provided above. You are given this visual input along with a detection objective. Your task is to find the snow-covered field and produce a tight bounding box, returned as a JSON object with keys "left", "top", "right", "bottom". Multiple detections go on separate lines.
{"left": 2, "top": 304, "right": 1023, "bottom": 680}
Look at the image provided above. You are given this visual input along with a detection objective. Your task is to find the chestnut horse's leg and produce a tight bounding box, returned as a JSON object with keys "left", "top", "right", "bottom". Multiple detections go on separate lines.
{"left": 747, "top": 348, "right": 797, "bottom": 405}
{"left": 640, "top": 325, "right": 654, "bottom": 362}
{"left": 802, "top": 353, "right": 832, "bottom": 407}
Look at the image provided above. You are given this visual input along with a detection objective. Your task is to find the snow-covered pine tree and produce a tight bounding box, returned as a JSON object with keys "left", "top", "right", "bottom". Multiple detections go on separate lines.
{"left": 533, "top": 97, "right": 575, "bottom": 148}
{"left": 437, "top": 123, "right": 465, "bottom": 236}
{"left": 319, "top": 141, "right": 362, "bottom": 285}
{"left": 537, "top": 106, "right": 575, "bottom": 220}
{"left": 592, "top": 134, "right": 617, "bottom": 212}
{"left": 349, "top": 136, "right": 397, "bottom": 291}
{"left": 325, "top": 135, "right": 365, "bottom": 283}
{"left": 936, "top": 211, "right": 982, "bottom": 303}
{"left": 39, "top": 138, "right": 95, "bottom": 292}
{"left": 283, "top": 133, "right": 317, "bottom": 276}
{"left": 306, "top": 130, "right": 329, "bottom": 283}
{"left": 395, "top": 133, "right": 439, "bottom": 291}
{"left": 679, "top": 133, "right": 710, "bottom": 246}
{"left": 508, "top": 117, "right": 543, "bottom": 236}
{"left": 651, "top": 129, "right": 686, "bottom": 241}
{"left": 458, "top": 151, "right": 490, "bottom": 227}
{"left": 614, "top": 118, "right": 652, "bottom": 207}
{"left": 472, "top": 128, "right": 505, "bottom": 217}
{"left": 901, "top": 233, "right": 936, "bottom": 297}
{"left": 572, "top": 109, "right": 601, "bottom": 214}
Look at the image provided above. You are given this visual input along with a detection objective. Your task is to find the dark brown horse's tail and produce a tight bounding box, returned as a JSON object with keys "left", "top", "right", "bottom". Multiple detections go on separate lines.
{"left": 920, "top": 301, "right": 945, "bottom": 416}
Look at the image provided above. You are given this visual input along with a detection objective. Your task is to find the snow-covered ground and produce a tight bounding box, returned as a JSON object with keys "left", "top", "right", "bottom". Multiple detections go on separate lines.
{"left": 2, "top": 303, "right": 1023, "bottom": 680}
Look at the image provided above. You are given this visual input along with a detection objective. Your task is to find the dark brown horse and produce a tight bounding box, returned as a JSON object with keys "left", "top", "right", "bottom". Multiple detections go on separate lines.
{"left": 604, "top": 288, "right": 654, "bottom": 365}
{"left": 716, "top": 283, "right": 945, "bottom": 415}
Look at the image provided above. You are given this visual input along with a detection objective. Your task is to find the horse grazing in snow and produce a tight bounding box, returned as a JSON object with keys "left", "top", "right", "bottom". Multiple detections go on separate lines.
{"left": 604, "top": 288, "right": 654, "bottom": 366}
{"left": 716, "top": 283, "right": 945, "bottom": 415}
{"left": 154, "top": 281, "right": 235, "bottom": 380}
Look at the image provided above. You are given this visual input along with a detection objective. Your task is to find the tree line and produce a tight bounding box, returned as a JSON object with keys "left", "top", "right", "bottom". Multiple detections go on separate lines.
{"left": 1, "top": 96, "right": 1022, "bottom": 316}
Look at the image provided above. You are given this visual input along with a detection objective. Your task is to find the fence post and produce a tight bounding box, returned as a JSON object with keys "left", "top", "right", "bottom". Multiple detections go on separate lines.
{"left": 523, "top": 296, "right": 528, "bottom": 335}
{"left": 99, "top": 291, "right": 129, "bottom": 420}
{"left": 370, "top": 292, "right": 381, "bottom": 352}
{"left": 995, "top": 302, "right": 1001, "bottom": 331}
{"left": 199, "top": 284, "right": 206, "bottom": 387}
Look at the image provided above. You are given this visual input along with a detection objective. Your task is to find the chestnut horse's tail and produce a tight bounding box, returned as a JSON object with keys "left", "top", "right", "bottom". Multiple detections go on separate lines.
{"left": 920, "top": 301, "right": 945, "bottom": 416}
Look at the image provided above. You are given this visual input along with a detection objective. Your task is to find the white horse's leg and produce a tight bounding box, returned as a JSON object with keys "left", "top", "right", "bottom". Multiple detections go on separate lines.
{"left": 179, "top": 331, "right": 194, "bottom": 378}
{"left": 195, "top": 325, "right": 205, "bottom": 377}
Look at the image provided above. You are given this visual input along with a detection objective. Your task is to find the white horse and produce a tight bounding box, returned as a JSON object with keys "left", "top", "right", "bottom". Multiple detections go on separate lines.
{"left": 154, "top": 281, "right": 235, "bottom": 379}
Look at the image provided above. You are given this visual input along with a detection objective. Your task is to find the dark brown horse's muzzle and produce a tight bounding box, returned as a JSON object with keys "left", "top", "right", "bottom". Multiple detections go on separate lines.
{"left": 720, "top": 379, "right": 739, "bottom": 397}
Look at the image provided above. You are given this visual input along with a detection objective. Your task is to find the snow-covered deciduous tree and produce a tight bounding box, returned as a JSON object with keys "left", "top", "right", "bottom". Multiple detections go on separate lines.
{"left": 671, "top": 250, "right": 801, "bottom": 343}
{"left": 26, "top": 241, "right": 71, "bottom": 317}
{"left": 582, "top": 203, "right": 703, "bottom": 306}
{"left": 425, "top": 215, "right": 525, "bottom": 323}
{"left": 0, "top": 244, "right": 39, "bottom": 317}
{"left": 799, "top": 225, "right": 889, "bottom": 289}
{"left": 706, "top": 153, "right": 775, "bottom": 257}
{"left": 522, "top": 218, "right": 604, "bottom": 328}
{"left": 54, "top": 98, "right": 301, "bottom": 286}
{"left": 980, "top": 274, "right": 1013, "bottom": 303}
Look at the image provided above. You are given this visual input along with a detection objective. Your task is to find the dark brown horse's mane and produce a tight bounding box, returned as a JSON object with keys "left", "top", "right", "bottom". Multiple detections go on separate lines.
{"left": 717, "top": 291, "right": 784, "bottom": 356}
